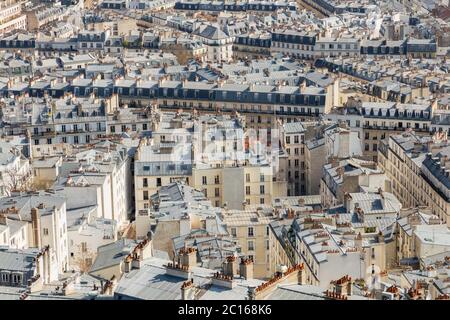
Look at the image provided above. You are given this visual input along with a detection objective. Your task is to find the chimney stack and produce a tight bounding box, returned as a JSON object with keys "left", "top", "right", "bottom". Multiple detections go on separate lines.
{"left": 31, "top": 208, "right": 42, "bottom": 248}
{"left": 377, "top": 231, "right": 384, "bottom": 243}
{"left": 123, "top": 255, "right": 132, "bottom": 273}
{"left": 355, "top": 232, "right": 362, "bottom": 250}
{"left": 223, "top": 255, "right": 238, "bottom": 277}
{"left": 333, "top": 275, "right": 352, "bottom": 297}
{"left": 181, "top": 279, "right": 195, "bottom": 300}
{"left": 247, "top": 286, "right": 256, "bottom": 300}
{"left": 179, "top": 247, "right": 197, "bottom": 270}
{"left": 239, "top": 258, "right": 254, "bottom": 280}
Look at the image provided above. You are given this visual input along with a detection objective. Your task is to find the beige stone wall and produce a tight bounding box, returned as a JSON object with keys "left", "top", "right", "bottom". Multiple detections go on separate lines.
{"left": 231, "top": 223, "right": 271, "bottom": 279}
{"left": 153, "top": 220, "right": 180, "bottom": 258}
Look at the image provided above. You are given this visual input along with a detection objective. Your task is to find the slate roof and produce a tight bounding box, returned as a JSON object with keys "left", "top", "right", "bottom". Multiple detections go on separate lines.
{"left": 90, "top": 239, "right": 138, "bottom": 273}
{"left": 114, "top": 256, "right": 263, "bottom": 300}
{"left": 194, "top": 25, "right": 229, "bottom": 40}
{"left": 0, "top": 248, "right": 40, "bottom": 283}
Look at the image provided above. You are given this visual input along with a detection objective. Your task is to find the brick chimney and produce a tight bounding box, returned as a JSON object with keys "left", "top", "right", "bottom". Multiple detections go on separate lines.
{"left": 31, "top": 208, "right": 42, "bottom": 248}
{"left": 333, "top": 275, "right": 352, "bottom": 297}
{"left": 223, "top": 255, "right": 238, "bottom": 277}
{"left": 355, "top": 232, "right": 363, "bottom": 250}
{"left": 239, "top": 258, "right": 253, "bottom": 280}
{"left": 123, "top": 255, "right": 132, "bottom": 273}
{"left": 179, "top": 247, "right": 197, "bottom": 270}
{"left": 131, "top": 237, "right": 153, "bottom": 269}
{"left": 251, "top": 264, "right": 305, "bottom": 300}
{"left": 181, "top": 279, "right": 195, "bottom": 300}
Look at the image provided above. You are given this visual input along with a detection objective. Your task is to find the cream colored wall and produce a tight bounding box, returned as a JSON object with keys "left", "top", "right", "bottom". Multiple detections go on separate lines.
{"left": 268, "top": 228, "right": 292, "bottom": 276}
{"left": 231, "top": 224, "right": 271, "bottom": 279}
{"left": 191, "top": 167, "right": 223, "bottom": 207}
{"left": 380, "top": 136, "right": 449, "bottom": 226}
{"left": 135, "top": 175, "right": 189, "bottom": 210}
{"left": 152, "top": 220, "right": 180, "bottom": 258}
{"left": 90, "top": 264, "right": 121, "bottom": 281}
{"left": 90, "top": 19, "right": 138, "bottom": 36}
{"left": 34, "top": 167, "right": 58, "bottom": 188}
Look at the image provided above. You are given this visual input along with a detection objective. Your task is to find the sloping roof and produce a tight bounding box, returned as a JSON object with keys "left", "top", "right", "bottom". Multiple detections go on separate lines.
{"left": 90, "top": 239, "right": 138, "bottom": 273}
{"left": 264, "top": 284, "right": 326, "bottom": 300}
{"left": 0, "top": 248, "right": 40, "bottom": 276}
{"left": 283, "top": 122, "right": 305, "bottom": 134}
{"left": 194, "top": 25, "right": 229, "bottom": 40}
{"left": 114, "top": 256, "right": 263, "bottom": 300}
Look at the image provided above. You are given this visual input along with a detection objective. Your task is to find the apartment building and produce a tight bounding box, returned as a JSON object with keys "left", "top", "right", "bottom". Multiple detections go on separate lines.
{"left": 0, "top": 141, "right": 32, "bottom": 197}
{"left": 271, "top": 30, "right": 317, "bottom": 60}
{"left": 172, "top": 231, "right": 242, "bottom": 270}
{"left": 0, "top": 74, "right": 329, "bottom": 131}
{"left": 269, "top": 211, "right": 396, "bottom": 289}
{"left": 0, "top": 192, "right": 69, "bottom": 276}
{"left": 67, "top": 206, "right": 118, "bottom": 271}
{"left": 321, "top": 158, "right": 388, "bottom": 208}
{"left": 77, "top": 30, "right": 111, "bottom": 54}
{"left": 0, "top": 214, "right": 28, "bottom": 249}
{"left": 221, "top": 207, "right": 277, "bottom": 279}
{"left": 280, "top": 122, "right": 306, "bottom": 196}
{"left": 0, "top": 247, "right": 56, "bottom": 292}
{"left": 327, "top": 101, "right": 434, "bottom": 161}
{"left": 0, "top": 93, "right": 120, "bottom": 147}
{"left": 192, "top": 24, "right": 234, "bottom": 62}
{"left": 304, "top": 121, "right": 364, "bottom": 196}
{"left": 396, "top": 207, "right": 444, "bottom": 265}
{"left": 52, "top": 141, "right": 133, "bottom": 229}
{"left": 135, "top": 111, "right": 287, "bottom": 210}
{"left": 134, "top": 124, "right": 193, "bottom": 211}
{"left": 314, "top": 37, "right": 360, "bottom": 58}
{"left": 378, "top": 131, "right": 450, "bottom": 226}
{"left": 191, "top": 163, "right": 284, "bottom": 209}
{"left": 267, "top": 218, "right": 295, "bottom": 277}
{"left": 0, "top": 0, "right": 27, "bottom": 37}
{"left": 25, "top": 4, "right": 67, "bottom": 32}
{"left": 135, "top": 182, "right": 223, "bottom": 255}
{"left": 233, "top": 33, "right": 271, "bottom": 59}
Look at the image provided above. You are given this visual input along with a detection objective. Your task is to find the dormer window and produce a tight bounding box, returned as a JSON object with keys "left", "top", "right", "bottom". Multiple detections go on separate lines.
{"left": 0, "top": 272, "right": 9, "bottom": 283}
{"left": 11, "top": 273, "right": 22, "bottom": 285}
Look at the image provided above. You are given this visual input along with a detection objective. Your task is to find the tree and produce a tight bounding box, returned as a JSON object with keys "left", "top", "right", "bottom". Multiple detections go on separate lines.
{"left": 72, "top": 243, "right": 96, "bottom": 273}
{"left": 2, "top": 165, "right": 34, "bottom": 196}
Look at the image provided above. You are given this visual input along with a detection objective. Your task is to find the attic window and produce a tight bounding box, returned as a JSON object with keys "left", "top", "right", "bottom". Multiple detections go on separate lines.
{"left": 143, "top": 166, "right": 150, "bottom": 171}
